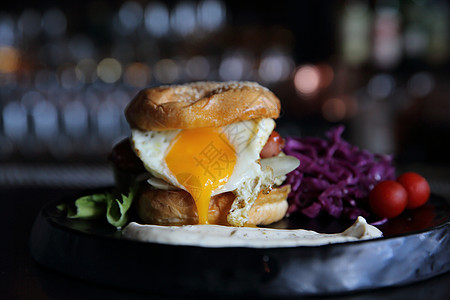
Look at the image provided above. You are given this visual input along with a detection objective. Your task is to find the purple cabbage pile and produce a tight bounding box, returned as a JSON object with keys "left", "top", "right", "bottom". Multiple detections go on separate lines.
{"left": 284, "top": 126, "right": 395, "bottom": 220}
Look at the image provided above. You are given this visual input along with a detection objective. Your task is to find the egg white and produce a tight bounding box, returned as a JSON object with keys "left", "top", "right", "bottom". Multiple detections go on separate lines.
{"left": 131, "top": 118, "right": 275, "bottom": 197}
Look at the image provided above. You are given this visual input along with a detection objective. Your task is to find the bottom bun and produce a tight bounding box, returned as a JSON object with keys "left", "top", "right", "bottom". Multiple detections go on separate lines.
{"left": 136, "top": 185, "right": 291, "bottom": 226}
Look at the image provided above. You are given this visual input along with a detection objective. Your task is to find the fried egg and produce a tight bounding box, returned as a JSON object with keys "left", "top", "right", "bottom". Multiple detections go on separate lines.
{"left": 131, "top": 118, "right": 276, "bottom": 226}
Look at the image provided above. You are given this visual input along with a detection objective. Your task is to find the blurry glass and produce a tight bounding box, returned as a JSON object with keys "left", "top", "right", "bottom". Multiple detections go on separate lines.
{"left": 340, "top": 1, "right": 371, "bottom": 66}
{"left": 111, "top": 42, "right": 135, "bottom": 63}
{"left": 171, "top": 1, "right": 197, "bottom": 37}
{"left": 63, "top": 100, "right": 88, "bottom": 139}
{"left": 3, "top": 102, "right": 28, "bottom": 141}
{"left": 97, "top": 58, "right": 122, "bottom": 83}
{"left": 154, "top": 59, "right": 179, "bottom": 83}
{"left": 0, "top": 14, "right": 16, "bottom": 46}
{"left": 97, "top": 101, "right": 120, "bottom": 142}
{"left": 41, "top": 8, "right": 67, "bottom": 38}
{"left": 118, "top": 1, "right": 144, "bottom": 33}
{"left": 407, "top": 72, "right": 434, "bottom": 98}
{"left": 294, "top": 65, "right": 320, "bottom": 98}
{"left": 32, "top": 100, "right": 58, "bottom": 141}
{"left": 219, "top": 51, "right": 253, "bottom": 81}
{"left": 34, "top": 69, "right": 59, "bottom": 92}
{"left": 58, "top": 63, "right": 83, "bottom": 90}
{"left": 124, "top": 62, "right": 151, "bottom": 88}
{"left": 136, "top": 40, "right": 160, "bottom": 63}
{"left": 322, "top": 98, "right": 347, "bottom": 122}
{"left": 21, "top": 90, "right": 44, "bottom": 114}
{"left": 76, "top": 59, "right": 98, "bottom": 84}
{"left": 186, "top": 56, "right": 210, "bottom": 80}
{"left": 69, "top": 35, "right": 96, "bottom": 61}
{"left": 144, "top": 2, "right": 169, "bottom": 37}
{"left": 38, "top": 40, "right": 69, "bottom": 67}
{"left": 0, "top": 46, "right": 20, "bottom": 74}
{"left": 367, "top": 73, "right": 395, "bottom": 100}
{"left": 373, "top": 4, "right": 401, "bottom": 69}
{"left": 317, "top": 64, "right": 334, "bottom": 89}
{"left": 17, "top": 9, "right": 41, "bottom": 39}
{"left": 258, "top": 50, "right": 294, "bottom": 83}
{"left": 426, "top": 4, "right": 448, "bottom": 64}
{"left": 197, "top": 0, "right": 226, "bottom": 32}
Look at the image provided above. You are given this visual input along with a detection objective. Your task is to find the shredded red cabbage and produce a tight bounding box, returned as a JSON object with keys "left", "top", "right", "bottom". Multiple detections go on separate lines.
{"left": 284, "top": 125, "right": 395, "bottom": 220}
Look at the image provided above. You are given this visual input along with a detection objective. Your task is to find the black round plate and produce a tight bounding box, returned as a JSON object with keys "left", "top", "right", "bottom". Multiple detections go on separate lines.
{"left": 30, "top": 192, "right": 450, "bottom": 297}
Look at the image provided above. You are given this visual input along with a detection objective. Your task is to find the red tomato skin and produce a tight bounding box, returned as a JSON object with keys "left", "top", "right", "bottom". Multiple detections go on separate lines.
{"left": 369, "top": 180, "right": 408, "bottom": 219}
{"left": 397, "top": 172, "right": 431, "bottom": 209}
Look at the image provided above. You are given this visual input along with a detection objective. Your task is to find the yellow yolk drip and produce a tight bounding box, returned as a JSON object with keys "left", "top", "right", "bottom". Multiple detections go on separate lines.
{"left": 165, "top": 128, "right": 236, "bottom": 224}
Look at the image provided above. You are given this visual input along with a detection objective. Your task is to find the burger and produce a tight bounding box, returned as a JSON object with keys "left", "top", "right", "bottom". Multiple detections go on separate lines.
{"left": 109, "top": 81, "right": 299, "bottom": 227}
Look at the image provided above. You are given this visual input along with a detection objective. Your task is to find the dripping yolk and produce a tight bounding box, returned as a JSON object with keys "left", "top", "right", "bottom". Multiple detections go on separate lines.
{"left": 165, "top": 127, "right": 236, "bottom": 224}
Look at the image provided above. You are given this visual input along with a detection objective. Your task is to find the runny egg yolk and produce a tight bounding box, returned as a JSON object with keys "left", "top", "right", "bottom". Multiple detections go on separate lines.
{"left": 165, "top": 127, "right": 236, "bottom": 224}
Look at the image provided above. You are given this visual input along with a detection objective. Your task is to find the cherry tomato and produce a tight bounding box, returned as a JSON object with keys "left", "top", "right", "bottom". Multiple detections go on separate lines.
{"left": 369, "top": 180, "right": 408, "bottom": 219}
{"left": 397, "top": 172, "right": 430, "bottom": 209}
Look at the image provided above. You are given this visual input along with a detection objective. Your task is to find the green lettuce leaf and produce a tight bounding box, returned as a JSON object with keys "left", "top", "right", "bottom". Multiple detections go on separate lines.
{"left": 58, "top": 188, "right": 135, "bottom": 228}
{"left": 106, "top": 188, "right": 135, "bottom": 228}
{"left": 68, "top": 193, "right": 108, "bottom": 219}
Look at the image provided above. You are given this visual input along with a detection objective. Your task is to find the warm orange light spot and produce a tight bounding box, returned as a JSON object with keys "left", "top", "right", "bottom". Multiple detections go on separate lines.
{"left": 0, "top": 46, "right": 20, "bottom": 74}
{"left": 322, "top": 98, "right": 346, "bottom": 122}
{"left": 318, "top": 63, "right": 334, "bottom": 88}
{"left": 165, "top": 128, "right": 236, "bottom": 224}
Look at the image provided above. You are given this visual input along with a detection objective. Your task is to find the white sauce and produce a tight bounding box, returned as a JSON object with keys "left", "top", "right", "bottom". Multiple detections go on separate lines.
{"left": 122, "top": 216, "right": 382, "bottom": 248}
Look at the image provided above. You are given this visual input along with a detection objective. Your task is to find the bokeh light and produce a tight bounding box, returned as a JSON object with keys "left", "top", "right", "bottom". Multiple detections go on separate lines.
{"left": 258, "top": 50, "right": 294, "bottom": 83}
{"left": 154, "top": 59, "right": 179, "bottom": 83}
{"left": 118, "top": 1, "right": 143, "bottom": 33}
{"left": 322, "top": 98, "right": 347, "bottom": 122}
{"left": 407, "top": 72, "right": 435, "bottom": 98}
{"left": 186, "top": 56, "right": 210, "bottom": 80}
{"left": 0, "top": 14, "right": 15, "bottom": 45}
{"left": 317, "top": 64, "right": 334, "bottom": 88}
{"left": 97, "top": 101, "right": 120, "bottom": 141}
{"left": 219, "top": 52, "right": 252, "bottom": 81}
{"left": 0, "top": 1, "right": 449, "bottom": 168}
{"left": 0, "top": 46, "right": 20, "bottom": 74}
{"left": 75, "top": 59, "right": 98, "bottom": 84}
{"left": 197, "top": 0, "right": 226, "bottom": 32}
{"left": 69, "top": 35, "right": 96, "bottom": 61}
{"left": 294, "top": 65, "right": 321, "bottom": 97}
{"left": 32, "top": 100, "right": 58, "bottom": 141}
{"left": 171, "top": 1, "right": 197, "bottom": 37}
{"left": 144, "top": 2, "right": 169, "bottom": 37}
{"left": 97, "top": 58, "right": 122, "bottom": 83}
{"left": 41, "top": 8, "right": 67, "bottom": 37}
{"left": 58, "top": 63, "right": 81, "bottom": 90}
{"left": 63, "top": 101, "right": 88, "bottom": 138}
{"left": 34, "top": 69, "right": 58, "bottom": 92}
{"left": 17, "top": 9, "right": 41, "bottom": 39}
{"left": 3, "top": 102, "right": 27, "bottom": 141}
{"left": 124, "top": 62, "right": 151, "bottom": 88}
{"left": 367, "top": 73, "right": 395, "bottom": 99}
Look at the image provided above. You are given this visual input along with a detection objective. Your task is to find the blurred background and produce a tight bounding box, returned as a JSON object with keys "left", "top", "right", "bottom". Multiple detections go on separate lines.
{"left": 0, "top": 0, "right": 449, "bottom": 192}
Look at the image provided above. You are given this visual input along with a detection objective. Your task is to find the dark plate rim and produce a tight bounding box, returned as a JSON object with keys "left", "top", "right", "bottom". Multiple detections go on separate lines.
{"left": 42, "top": 189, "right": 450, "bottom": 250}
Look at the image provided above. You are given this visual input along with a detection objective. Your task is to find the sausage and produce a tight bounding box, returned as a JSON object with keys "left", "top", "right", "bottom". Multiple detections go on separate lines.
{"left": 260, "top": 131, "right": 285, "bottom": 158}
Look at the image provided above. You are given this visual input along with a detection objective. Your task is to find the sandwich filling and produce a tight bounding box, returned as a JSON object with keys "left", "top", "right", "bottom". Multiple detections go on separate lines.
{"left": 131, "top": 118, "right": 286, "bottom": 226}
{"left": 165, "top": 127, "right": 236, "bottom": 224}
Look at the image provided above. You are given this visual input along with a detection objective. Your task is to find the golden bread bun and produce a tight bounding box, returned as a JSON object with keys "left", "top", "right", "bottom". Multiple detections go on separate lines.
{"left": 136, "top": 185, "right": 290, "bottom": 226}
{"left": 125, "top": 81, "right": 281, "bottom": 131}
